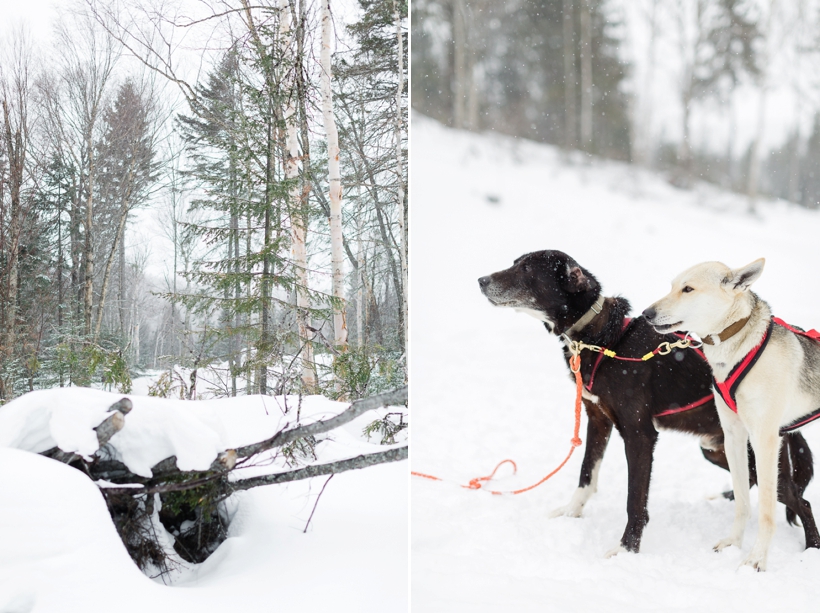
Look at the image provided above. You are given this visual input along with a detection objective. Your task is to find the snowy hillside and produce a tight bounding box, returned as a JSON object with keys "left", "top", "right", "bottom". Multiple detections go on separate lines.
{"left": 410, "top": 115, "right": 820, "bottom": 611}
{"left": 0, "top": 388, "right": 407, "bottom": 612}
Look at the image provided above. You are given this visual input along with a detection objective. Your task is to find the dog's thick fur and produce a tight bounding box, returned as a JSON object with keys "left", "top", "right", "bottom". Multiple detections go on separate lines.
{"left": 645, "top": 258, "right": 820, "bottom": 570}
{"left": 480, "top": 250, "right": 817, "bottom": 557}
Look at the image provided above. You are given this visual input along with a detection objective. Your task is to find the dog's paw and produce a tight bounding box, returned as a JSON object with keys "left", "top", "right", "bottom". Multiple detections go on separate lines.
{"left": 740, "top": 553, "right": 767, "bottom": 572}
{"left": 705, "top": 489, "right": 734, "bottom": 501}
{"left": 604, "top": 545, "right": 626, "bottom": 559}
{"left": 548, "top": 504, "right": 583, "bottom": 519}
{"left": 713, "top": 537, "right": 740, "bottom": 552}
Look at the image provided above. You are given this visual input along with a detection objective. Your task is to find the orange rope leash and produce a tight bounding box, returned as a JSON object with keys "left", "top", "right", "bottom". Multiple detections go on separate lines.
{"left": 411, "top": 354, "right": 584, "bottom": 495}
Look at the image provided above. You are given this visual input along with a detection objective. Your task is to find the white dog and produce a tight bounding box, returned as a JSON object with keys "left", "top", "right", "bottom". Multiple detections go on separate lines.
{"left": 644, "top": 258, "right": 820, "bottom": 571}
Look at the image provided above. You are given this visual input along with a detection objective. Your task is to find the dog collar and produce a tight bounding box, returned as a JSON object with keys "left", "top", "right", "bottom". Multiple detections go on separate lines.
{"left": 563, "top": 295, "right": 606, "bottom": 337}
{"left": 701, "top": 315, "right": 752, "bottom": 346}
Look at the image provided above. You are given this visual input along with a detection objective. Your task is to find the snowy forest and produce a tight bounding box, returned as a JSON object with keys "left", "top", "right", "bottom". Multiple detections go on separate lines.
{"left": 412, "top": 0, "right": 820, "bottom": 210}
{"left": 0, "top": 0, "right": 407, "bottom": 403}
{"left": 0, "top": 0, "right": 408, "bottom": 606}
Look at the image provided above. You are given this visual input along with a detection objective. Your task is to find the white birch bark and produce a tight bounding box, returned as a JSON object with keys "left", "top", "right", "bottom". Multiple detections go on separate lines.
{"left": 356, "top": 191, "right": 364, "bottom": 349}
{"left": 321, "top": 0, "right": 348, "bottom": 349}
{"left": 281, "top": 0, "right": 317, "bottom": 388}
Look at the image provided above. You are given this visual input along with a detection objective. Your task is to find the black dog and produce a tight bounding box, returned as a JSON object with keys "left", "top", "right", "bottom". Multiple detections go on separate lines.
{"left": 479, "top": 250, "right": 819, "bottom": 555}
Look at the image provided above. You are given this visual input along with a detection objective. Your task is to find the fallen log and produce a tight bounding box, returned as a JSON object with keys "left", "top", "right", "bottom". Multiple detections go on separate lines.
{"left": 34, "top": 387, "right": 408, "bottom": 570}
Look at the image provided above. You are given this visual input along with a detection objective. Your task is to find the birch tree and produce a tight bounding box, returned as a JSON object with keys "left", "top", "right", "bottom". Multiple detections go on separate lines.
{"left": 321, "top": 0, "right": 348, "bottom": 350}
{"left": 281, "top": 0, "right": 316, "bottom": 390}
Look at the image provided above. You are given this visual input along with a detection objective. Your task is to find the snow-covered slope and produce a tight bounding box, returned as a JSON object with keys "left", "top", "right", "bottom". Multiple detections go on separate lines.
{"left": 0, "top": 389, "right": 407, "bottom": 612}
{"left": 410, "top": 116, "right": 820, "bottom": 611}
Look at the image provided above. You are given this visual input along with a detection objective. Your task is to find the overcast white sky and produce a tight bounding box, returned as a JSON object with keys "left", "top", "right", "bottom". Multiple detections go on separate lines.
{"left": 1, "top": 0, "right": 57, "bottom": 44}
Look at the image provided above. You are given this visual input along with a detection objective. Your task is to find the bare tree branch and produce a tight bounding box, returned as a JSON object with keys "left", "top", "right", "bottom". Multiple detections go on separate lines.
{"left": 234, "top": 385, "right": 407, "bottom": 458}
{"left": 229, "top": 446, "right": 407, "bottom": 493}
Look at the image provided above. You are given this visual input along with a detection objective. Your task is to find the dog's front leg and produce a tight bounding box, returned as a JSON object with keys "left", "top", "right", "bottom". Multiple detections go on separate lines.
{"left": 550, "top": 402, "right": 613, "bottom": 518}
{"left": 743, "top": 428, "right": 781, "bottom": 571}
{"left": 713, "top": 405, "right": 751, "bottom": 553}
{"left": 606, "top": 425, "right": 658, "bottom": 557}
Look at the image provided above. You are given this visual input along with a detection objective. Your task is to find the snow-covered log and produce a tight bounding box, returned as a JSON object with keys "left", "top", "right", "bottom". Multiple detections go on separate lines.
{"left": 1, "top": 386, "right": 407, "bottom": 569}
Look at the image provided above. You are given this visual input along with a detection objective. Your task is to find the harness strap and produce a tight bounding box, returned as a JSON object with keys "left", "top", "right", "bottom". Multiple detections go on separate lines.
{"left": 655, "top": 394, "right": 713, "bottom": 417}
{"left": 772, "top": 317, "right": 820, "bottom": 342}
{"left": 714, "top": 316, "right": 820, "bottom": 426}
{"left": 712, "top": 319, "right": 774, "bottom": 413}
{"left": 585, "top": 317, "right": 631, "bottom": 392}
{"left": 582, "top": 319, "right": 714, "bottom": 416}
{"left": 781, "top": 408, "right": 820, "bottom": 435}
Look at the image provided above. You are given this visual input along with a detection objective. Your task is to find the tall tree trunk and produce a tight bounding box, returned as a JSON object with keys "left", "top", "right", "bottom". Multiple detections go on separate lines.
{"left": 93, "top": 208, "right": 128, "bottom": 340}
{"left": 393, "top": 0, "right": 407, "bottom": 353}
{"left": 579, "top": 0, "right": 593, "bottom": 151}
{"left": 242, "top": 0, "right": 277, "bottom": 395}
{"left": 71, "top": 176, "right": 83, "bottom": 323}
{"left": 290, "top": 0, "right": 317, "bottom": 390}
{"left": 321, "top": 0, "right": 348, "bottom": 350}
{"left": 747, "top": 86, "right": 768, "bottom": 214}
{"left": 231, "top": 180, "right": 239, "bottom": 398}
{"left": 452, "top": 0, "right": 470, "bottom": 130}
{"left": 562, "top": 0, "right": 576, "bottom": 150}
{"left": 635, "top": 0, "right": 658, "bottom": 166}
{"left": 747, "top": 0, "right": 774, "bottom": 214}
{"left": 118, "top": 219, "right": 126, "bottom": 336}
{"left": 679, "top": 87, "right": 692, "bottom": 175}
{"left": 83, "top": 136, "right": 95, "bottom": 337}
{"left": 1, "top": 99, "right": 25, "bottom": 362}
{"left": 259, "top": 106, "right": 273, "bottom": 395}
{"left": 57, "top": 181, "right": 65, "bottom": 386}
{"left": 356, "top": 191, "right": 364, "bottom": 349}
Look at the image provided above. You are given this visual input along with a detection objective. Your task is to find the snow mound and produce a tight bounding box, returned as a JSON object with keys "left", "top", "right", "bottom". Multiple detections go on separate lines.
{"left": 0, "top": 386, "right": 407, "bottom": 611}
{"left": 0, "top": 447, "right": 161, "bottom": 611}
{"left": 0, "top": 388, "right": 350, "bottom": 477}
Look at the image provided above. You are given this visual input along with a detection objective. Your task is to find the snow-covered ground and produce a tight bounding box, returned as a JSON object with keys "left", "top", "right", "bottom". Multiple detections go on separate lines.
{"left": 0, "top": 387, "right": 407, "bottom": 612}
{"left": 410, "top": 116, "right": 820, "bottom": 611}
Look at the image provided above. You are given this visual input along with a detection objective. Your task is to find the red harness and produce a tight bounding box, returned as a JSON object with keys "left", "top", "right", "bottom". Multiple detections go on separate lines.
{"left": 584, "top": 318, "right": 714, "bottom": 417}
{"left": 712, "top": 317, "right": 820, "bottom": 434}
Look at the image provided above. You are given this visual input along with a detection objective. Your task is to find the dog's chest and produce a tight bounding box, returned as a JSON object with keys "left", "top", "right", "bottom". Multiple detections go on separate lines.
{"left": 703, "top": 347, "right": 732, "bottom": 381}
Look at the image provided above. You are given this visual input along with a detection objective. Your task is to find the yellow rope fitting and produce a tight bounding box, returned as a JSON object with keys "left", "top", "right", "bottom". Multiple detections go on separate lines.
{"left": 642, "top": 352, "right": 655, "bottom": 361}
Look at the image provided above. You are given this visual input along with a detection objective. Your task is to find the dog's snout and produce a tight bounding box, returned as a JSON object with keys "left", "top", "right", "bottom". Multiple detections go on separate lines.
{"left": 478, "top": 276, "right": 491, "bottom": 289}
{"left": 643, "top": 306, "right": 657, "bottom": 321}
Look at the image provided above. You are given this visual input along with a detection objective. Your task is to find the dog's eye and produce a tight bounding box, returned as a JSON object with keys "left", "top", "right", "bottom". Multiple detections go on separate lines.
{"left": 682, "top": 286, "right": 694, "bottom": 293}
{"left": 522, "top": 263, "right": 530, "bottom": 272}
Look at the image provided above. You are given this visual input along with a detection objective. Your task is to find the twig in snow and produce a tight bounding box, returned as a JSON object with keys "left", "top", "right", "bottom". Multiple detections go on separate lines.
{"left": 303, "top": 474, "right": 334, "bottom": 533}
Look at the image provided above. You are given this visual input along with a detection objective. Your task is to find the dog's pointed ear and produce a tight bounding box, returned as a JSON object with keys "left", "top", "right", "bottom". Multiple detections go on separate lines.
{"left": 563, "top": 262, "right": 592, "bottom": 293}
{"left": 724, "top": 258, "right": 765, "bottom": 292}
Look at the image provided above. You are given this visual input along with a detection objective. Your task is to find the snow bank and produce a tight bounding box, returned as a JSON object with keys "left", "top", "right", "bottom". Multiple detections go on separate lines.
{"left": 0, "top": 387, "right": 353, "bottom": 477}
{"left": 411, "top": 115, "right": 820, "bottom": 611}
{"left": 0, "top": 388, "right": 407, "bottom": 611}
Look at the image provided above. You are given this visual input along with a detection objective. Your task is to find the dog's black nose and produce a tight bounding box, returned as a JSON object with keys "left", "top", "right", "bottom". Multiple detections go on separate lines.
{"left": 643, "top": 307, "right": 656, "bottom": 321}
{"left": 478, "top": 276, "right": 490, "bottom": 289}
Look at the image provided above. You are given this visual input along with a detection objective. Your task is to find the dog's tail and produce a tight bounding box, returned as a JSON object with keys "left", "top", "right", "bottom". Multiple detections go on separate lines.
{"left": 786, "top": 432, "right": 814, "bottom": 526}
